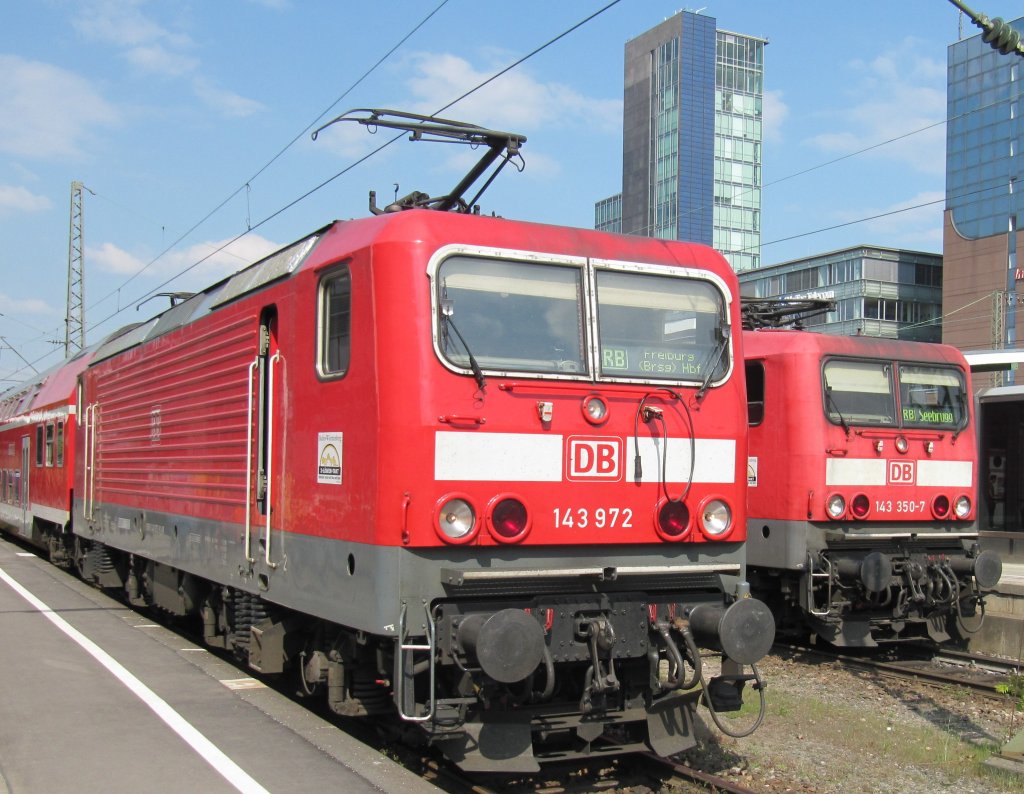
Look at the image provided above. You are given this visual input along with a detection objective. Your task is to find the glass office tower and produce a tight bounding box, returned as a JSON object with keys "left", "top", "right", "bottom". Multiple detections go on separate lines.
{"left": 944, "top": 17, "right": 1024, "bottom": 364}
{"left": 603, "top": 10, "right": 765, "bottom": 272}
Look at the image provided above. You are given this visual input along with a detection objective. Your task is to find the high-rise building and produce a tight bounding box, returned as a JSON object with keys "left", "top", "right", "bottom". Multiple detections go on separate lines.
{"left": 596, "top": 10, "right": 766, "bottom": 272}
{"left": 943, "top": 16, "right": 1024, "bottom": 380}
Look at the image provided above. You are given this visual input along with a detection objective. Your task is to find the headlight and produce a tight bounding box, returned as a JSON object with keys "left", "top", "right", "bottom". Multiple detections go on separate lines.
{"left": 582, "top": 395, "right": 609, "bottom": 425}
{"left": 701, "top": 499, "right": 732, "bottom": 537}
{"left": 954, "top": 495, "right": 972, "bottom": 519}
{"left": 437, "top": 497, "right": 476, "bottom": 541}
{"left": 826, "top": 494, "right": 846, "bottom": 519}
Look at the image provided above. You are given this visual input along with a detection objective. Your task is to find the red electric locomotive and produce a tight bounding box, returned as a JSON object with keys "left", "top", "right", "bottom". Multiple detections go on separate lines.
{"left": 742, "top": 301, "right": 1000, "bottom": 647}
{"left": 8, "top": 112, "right": 774, "bottom": 772}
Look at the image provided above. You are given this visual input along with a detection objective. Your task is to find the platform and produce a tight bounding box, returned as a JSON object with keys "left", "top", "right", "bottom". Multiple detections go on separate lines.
{"left": 0, "top": 536, "right": 438, "bottom": 794}
{"left": 968, "top": 561, "right": 1024, "bottom": 659}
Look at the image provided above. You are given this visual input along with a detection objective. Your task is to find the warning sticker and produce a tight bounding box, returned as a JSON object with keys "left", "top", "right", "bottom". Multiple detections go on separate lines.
{"left": 318, "top": 432, "right": 343, "bottom": 485}
{"left": 747, "top": 456, "right": 758, "bottom": 487}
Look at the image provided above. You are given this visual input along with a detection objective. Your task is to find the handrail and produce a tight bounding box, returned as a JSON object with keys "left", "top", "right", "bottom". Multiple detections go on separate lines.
{"left": 243, "top": 356, "right": 259, "bottom": 564}
{"left": 264, "top": 351, "right": 281, "bottom": 569}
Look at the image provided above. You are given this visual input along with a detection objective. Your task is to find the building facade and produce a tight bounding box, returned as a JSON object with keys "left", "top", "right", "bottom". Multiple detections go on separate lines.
{"left": 944, "top": 16, "right": 1024, "bottom": 384}
{"left": 596, "top": 10, "right": 765, "bottom": 272}
{"left": 738, "top": 245, "right": 943, "bottom": 342}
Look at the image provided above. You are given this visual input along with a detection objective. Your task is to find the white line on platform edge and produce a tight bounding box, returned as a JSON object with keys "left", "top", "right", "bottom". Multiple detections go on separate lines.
{"left": 0, "top": 565, "right": 270, "bottom": 794}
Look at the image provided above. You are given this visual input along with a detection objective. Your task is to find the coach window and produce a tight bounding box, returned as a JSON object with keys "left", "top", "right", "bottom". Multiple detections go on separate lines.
{"left": 746, "top": 361, "right": 765, "bottom": 425}
{"left": 35, "top": 425, "right": 44, "bottom": 466}
{"left": 318, "top": 267, "right": 351, "bottom": 378}
{"left": 56, "top": 420, "right": 65, "bottom": 467}
{"left": 45, "top": 422, "right": 55, "bottom": 466}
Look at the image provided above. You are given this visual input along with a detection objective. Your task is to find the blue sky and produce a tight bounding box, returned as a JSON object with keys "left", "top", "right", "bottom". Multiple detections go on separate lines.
{"left": 0, "top": 0, "right": 980, "bottom": 383}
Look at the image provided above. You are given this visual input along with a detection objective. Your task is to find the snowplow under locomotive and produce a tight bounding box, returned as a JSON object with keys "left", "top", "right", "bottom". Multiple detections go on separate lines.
{"left": 742, "top": 306, "right": 1000, "bottom": 648}
{"left": 0, "top": 112, "right": 774, "bottom": 773}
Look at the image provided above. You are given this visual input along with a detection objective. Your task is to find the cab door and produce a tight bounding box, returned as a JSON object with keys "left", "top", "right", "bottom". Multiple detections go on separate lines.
{"left": 245, "top": 307, "right": 284, "bottom": 575}
{"left": 19, "top": 435, "right": 30, "bottom": 537}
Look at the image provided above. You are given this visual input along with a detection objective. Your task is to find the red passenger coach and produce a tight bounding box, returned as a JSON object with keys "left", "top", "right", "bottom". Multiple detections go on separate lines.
{"left": 57, "top": 112, "right": 777, "bottom": 772}
{"left": 742, "top": 320, "right": 1001, "bottom": 647}
{"left": 0, "top": 348, "right": 95, "bottom": 561}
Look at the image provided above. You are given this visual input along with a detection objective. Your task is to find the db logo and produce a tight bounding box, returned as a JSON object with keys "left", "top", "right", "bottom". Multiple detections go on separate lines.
{"left": 888, "top": 460, "right": 916, "bottom": 485}
{"left": 566, "top": 436, "right": 622, "bottom": 481}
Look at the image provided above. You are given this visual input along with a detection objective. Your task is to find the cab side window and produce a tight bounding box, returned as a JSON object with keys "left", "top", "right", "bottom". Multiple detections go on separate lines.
{"left": 318, "top": 267, "right": 351, "bottom": 378}
{"left": 746, "top": 361, "right": 765, "bottom": 426}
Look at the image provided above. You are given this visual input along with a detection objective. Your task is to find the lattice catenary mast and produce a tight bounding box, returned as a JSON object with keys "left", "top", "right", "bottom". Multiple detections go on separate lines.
{"left": 65, "top": 180, "right": 85, "bottom": 357}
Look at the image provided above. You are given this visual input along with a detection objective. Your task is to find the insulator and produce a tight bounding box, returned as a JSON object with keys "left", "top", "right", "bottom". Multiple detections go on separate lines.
{"left": 982, "top": 18, "right": 1022, "bottom": 55}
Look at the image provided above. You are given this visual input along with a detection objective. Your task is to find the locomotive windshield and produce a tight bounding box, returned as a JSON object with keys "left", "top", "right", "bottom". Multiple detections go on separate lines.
{"left": 822, "top": 359, "right": 966, "bottom": 430}
{"left": 594, "top": 269, "right": 726, "bottom": 382}
{"left": 438, "top": 257, "right": 587, "bottom": 374}
{"left": 435, "top": 254, "right": 728, "bottom": 384}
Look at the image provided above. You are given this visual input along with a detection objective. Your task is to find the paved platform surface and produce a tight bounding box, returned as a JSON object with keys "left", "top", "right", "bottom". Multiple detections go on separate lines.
{"left": 970, "top": 560, "right": 1024, "bottom": 658}
{"left": 0, "top": 535, "right": 438, "bottom": 794}
{"left": 997, "top": 562, "right": 1024, "bottom": 594}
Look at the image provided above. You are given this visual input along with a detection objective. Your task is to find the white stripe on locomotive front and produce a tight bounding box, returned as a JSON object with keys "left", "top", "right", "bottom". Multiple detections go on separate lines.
{"left": 434, "top": 431, "right": 736, "bottom": 483}
{"left": 825, "top": 458, "right": 973, "bottom": 487}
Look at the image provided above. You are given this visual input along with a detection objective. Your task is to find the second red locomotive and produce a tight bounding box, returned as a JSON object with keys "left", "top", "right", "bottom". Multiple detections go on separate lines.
{"left": 743, "top": 321, "right": 1000, "bottom": 647}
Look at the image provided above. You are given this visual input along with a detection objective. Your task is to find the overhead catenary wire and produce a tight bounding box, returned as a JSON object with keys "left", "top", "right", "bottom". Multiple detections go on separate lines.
{"left": 85, "top": 0, "right": 454, "bottom": 312}
{"left": 0, "top": 3, "right": 1014, "bottom": 381}
{"left": 78, "top": 0, "right": 627, "bottom": 344}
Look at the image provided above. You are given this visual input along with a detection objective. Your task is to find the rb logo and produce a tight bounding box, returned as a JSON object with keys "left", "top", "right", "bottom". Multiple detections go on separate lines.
{"left": 567, "top": 436, "right": 622, "bottom": 481}
{"left": 888, "top": 460, "right": 916, "bottom": 485}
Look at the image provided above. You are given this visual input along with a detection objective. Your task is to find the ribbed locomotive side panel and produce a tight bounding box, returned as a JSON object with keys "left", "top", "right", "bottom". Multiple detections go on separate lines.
{"left": 91, "top": 311, "right": 259, "bottom": 522}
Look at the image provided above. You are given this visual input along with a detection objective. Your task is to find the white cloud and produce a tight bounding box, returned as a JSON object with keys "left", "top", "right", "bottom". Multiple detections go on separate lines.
{"left": 127, "top": 43, "right": 200, "bottom": 77}
{"left": 193, "top": 78, "right": 265, "bottom": 118}
{"left": 0, "top": 292, "right": 57, "bottom": 316}
{"left": 90, "top": 234, "right": 282, "bottom": 283}
{"left": 761, "top": 89, "right": 788, "bottom": 143}
{"left": 0, "top": 185, "right": 51, "bottom": 215}
{"left": 90, "top": 242, "right": 147, "bottom": 275}
{"left": 835, "top": 190, "right": 945, "bottom": 251}
{"left": 72, "top": 1, "right": 262, "bottom": 116}
{"left": 804, "top": 41, "right": 946, "bottom": 175}
{"left": 404, "top": 52, "right": 621, "bottom": 135}
{"left": 0, "top": 55, "right": 120, "bottom": 159}
{"left": 73, "top": 0, "right": 198, "bottom": 77}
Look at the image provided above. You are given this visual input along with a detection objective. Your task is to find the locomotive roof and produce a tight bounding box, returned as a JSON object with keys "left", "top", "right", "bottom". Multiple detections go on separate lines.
{"left": 742, "top": 328, "right": 968, "bottom": 367}
{"left": 86, "top": 210, "right": 736, "bottom": 366}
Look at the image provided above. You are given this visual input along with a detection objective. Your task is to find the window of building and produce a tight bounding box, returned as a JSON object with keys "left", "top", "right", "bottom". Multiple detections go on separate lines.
{"left": 318, "top": 267, "right": 351, "bottom": 378}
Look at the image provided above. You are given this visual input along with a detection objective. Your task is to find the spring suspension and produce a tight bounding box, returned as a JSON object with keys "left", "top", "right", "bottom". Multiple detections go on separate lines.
{"left": 228, "top": 590, "right": 269, "bottom": 658}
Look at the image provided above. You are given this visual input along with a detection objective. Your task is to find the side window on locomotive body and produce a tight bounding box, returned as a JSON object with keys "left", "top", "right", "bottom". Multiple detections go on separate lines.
{"left": 317, "top": 266, "right": 352, "bottom": 379}
{"left": 745, "top": 361, "right": 765, "bottom": 426}
{"left": 35, "top": 424, "right": 43, "bottom": 466}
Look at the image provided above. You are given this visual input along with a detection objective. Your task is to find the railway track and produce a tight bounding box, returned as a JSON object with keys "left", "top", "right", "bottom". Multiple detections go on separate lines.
{"left": 419, "top": 753, "right": 761, "bottom": 794}
{"left": 777, "top": 642, "right": 1021, "bottom": 702}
